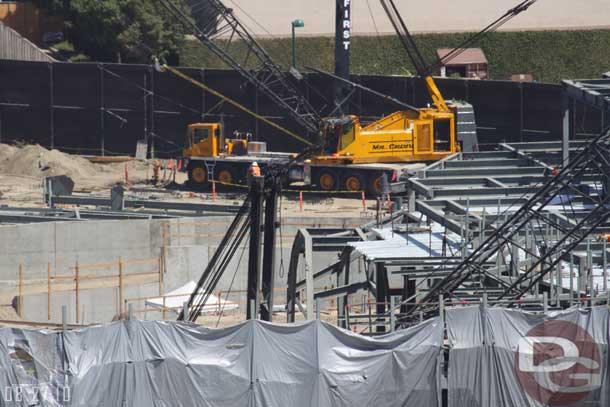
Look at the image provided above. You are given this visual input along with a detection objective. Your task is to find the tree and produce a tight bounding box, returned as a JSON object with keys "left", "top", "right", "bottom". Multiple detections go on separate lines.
{"left": 34, "top": 0, "right": 188, "bottom": 64}
{"left": 116, "top": 0, "right": 188, "bottom": 64}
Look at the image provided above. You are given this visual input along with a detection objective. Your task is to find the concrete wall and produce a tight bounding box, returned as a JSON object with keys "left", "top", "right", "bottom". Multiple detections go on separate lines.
{"left": 0, "top": 217, "right": 164, "bottom": 279}
{"left": 0, "top": 215, "right": 364, "bottom": 324}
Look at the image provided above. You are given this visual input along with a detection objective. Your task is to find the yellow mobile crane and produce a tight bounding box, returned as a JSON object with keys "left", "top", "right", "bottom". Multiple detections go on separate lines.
{"left": 175, "top": 75, "right": 462, "bottom": 194}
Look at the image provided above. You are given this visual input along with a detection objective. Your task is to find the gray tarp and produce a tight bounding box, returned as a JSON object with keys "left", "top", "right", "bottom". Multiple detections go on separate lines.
{"left": 0, "top": 318, "right": 442, "bottom": 406}
{"left": 446, "top": 306, "right": 610, "bottom": 407}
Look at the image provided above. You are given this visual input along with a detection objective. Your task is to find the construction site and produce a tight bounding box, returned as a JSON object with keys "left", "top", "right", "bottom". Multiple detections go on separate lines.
{"left": 0, "top": 0, "right": 609, "bottom": 406}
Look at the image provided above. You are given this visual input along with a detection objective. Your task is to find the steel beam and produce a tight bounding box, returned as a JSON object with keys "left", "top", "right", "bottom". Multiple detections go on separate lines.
{"left": 260, "top": 181, "right": 279, "bottom": 322}
{"left": 49, "top": 195, "right": 242, "bottom": 214}
{"left": 246, "top": 177, "right": 264, "bottom": 320}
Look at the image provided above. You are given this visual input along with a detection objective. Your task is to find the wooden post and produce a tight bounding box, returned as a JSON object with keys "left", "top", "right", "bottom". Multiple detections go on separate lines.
{"left": 162, "top": 222, "right": 169, "bottom": 285}
{"left": 158, "top": 256, "right": 163, "bottom": 296}
{"left": 118, "top": 256, "right": 124, "bottom": 316}
{"left": 158, "top": 255, "right": 164, "bottom": 320}
{"left": 62, "top": 305, "right": 67, "bottom": 331}
{"left": 47, "top": 262, "right": 52, "bottom": 321}
{"left": 75, "top": 261, "right": 80, "bottom": 324}
{"left": 18, "top": 264, "right": 23, "bottom": 318}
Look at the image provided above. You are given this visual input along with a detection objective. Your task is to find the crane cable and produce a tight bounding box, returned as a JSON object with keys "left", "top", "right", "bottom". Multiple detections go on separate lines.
{"left": 159, "top": 63, "right": 313, "bottom": 147}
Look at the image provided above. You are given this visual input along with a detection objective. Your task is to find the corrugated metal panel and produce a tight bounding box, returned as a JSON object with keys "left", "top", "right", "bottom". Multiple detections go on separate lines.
{"left": 348, "top": 225, "right": 452, "bottom": 260}
{"left": 0, "top": 22, "right": 55, "bottom": 62}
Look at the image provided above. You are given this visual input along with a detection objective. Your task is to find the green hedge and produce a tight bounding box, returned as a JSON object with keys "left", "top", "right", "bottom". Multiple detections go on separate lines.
{"left": 180, "top": 30, "right": 610, "bottom": 83}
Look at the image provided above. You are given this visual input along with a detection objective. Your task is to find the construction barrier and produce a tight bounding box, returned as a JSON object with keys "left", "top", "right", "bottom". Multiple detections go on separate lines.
{"left": 446, "top": 306, "right": 610, "bottom": 407}
{"left": 1, "top": 303, "right": 610, "bottom": 406}
{"left": 0, "top": 318, "right": 442, "bottom": 406}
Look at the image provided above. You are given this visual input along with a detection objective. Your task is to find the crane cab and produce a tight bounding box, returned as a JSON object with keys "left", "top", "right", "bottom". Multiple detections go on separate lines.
{"left": 183, "top": 123, "right": 248, "bottom": 159}
{"left": 317, "top": 110, "right": 457, "bottom": 164}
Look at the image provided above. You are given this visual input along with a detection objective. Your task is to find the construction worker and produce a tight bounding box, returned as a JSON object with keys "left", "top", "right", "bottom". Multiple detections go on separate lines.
{"left": 152, "top": 159, "right": 161, "bottom": 185}
{"left": 167, "top": 159, "right": 176, "bottom": 182}
{"left": 249, "top": 161, "right": 261, "bottom": 177}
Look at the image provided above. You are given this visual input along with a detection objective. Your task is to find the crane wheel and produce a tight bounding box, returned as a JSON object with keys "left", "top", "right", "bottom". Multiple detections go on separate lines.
{"left": 217, "top": 169, "right": 234, "bottom": 185}
{"left": 189, "top": 165, "right": 208, "bottom": 189}
{"left": 344, "top": 174, "right": 364, "bottom": 192}
{"left": 368, "top": 174, "right": 384, "bottom": 196}
{"left": 318, "top": 171, "right": 336, "bottom": 191}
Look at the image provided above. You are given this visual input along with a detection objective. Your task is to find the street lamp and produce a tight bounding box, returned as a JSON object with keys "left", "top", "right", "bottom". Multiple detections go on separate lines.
{"left": 291, "top": 19, "right": 305, "bottom": 69}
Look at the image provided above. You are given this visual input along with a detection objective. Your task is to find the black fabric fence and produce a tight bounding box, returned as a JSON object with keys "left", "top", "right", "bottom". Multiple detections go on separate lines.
{"left": 0, "top": 59, "right": 603, "bottom": 157}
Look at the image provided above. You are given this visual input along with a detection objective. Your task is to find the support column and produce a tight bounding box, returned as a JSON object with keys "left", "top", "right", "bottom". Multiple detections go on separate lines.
{"left": 260, "top": 181, "right": 279, "bottom": 321}
{"left": 375, "top": 262, "right": 388, "bottom": 333}
{"left": 408, "top": 188, "right": 416, "bottom": 212}
{"left": 48, "top": 62, "right": 55, "bottom": 149}
{"left": 303, "top": 230, "right": 315, "bottom": 320}
{"left": 98, "top": 64, "right": 105, "bottom": 156}
{"left": 286, "top": 233, "right": 304, "bottom": 322}
{"left": 510, "top": 243, "right": 519, "bottom": 277}
{"left": 337, "top": 247, "right": 352, "bottom": 328}
{"left": 401, "top": 274, "right": 416, "bottom": 318}
{"left": 246, "top": 176, "right": 264, "bottom": 320}
{"left": 576, "top": 254, "right": 587, "bottom": 301}
{"left": 519, "top": 82, "right": 524, "bottom": 142}
{"left": 147, "top": 66, "right": 154, "bottom": 149}
{"left": 562, "top": 93, "right": 571, "bottom": 167}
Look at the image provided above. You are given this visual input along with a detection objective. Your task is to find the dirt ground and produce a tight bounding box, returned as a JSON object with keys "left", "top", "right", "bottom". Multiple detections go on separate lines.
{"left": 0, "top": 143, "right": 151, "bottom": 181}
{"left": 0, "top": 143, "right": 152, "bottom": 206}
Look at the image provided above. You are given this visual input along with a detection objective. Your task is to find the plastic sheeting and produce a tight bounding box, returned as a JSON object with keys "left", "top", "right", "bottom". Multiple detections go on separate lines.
{"left": 0, "top": 318, "right": 442, "bottom": 406}
{"left": 145, "top": 281, "right": 239, "bottom": 315}
{"left": 446, "top": 306, "right": 610, "bottom": 407}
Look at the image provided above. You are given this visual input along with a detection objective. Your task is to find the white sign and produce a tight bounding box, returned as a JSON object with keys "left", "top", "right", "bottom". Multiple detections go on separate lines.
{"left": 341, "top": 0, "right": 351, "bottom": 50}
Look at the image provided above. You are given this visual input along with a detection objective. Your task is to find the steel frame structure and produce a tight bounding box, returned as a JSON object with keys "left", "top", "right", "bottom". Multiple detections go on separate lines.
{"left": 406, "top": 126, "right": 610, "bottom": 319}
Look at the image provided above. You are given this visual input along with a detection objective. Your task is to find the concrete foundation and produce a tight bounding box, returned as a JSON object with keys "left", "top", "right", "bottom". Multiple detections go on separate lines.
{"left": 0, "top": 215, "right": 363, "bottom": 324}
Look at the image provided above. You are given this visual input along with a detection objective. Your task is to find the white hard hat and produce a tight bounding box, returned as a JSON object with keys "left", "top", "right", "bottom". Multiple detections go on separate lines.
{"left": 252, "top": 161, "right": 258, "bottom": 166}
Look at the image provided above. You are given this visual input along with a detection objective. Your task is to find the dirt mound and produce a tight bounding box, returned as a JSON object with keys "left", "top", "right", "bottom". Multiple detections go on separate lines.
{"left": 0, "top": 143, "right": 156, "bottom": 191}
{"left": 0, "top": 144, "right": 98, "bottom": 182}
{"left": 0, "top": 144, "right": 17, "bottom": 163}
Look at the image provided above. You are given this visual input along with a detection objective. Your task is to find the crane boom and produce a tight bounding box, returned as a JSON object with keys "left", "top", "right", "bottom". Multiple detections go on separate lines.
{"left": 157, "top": 0, "right": 321, "bottom": 142}
{"left": 433, "top": 1, "right": 538, "bottom": 71}
{"left": 379, "top": 0, "right": 450, "bottom": 112}
{"left": 380, "top": 0, "right": 539, "bottom": 112}
{"left": 160, "top": 63, "right": 313, "bottom": 147}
